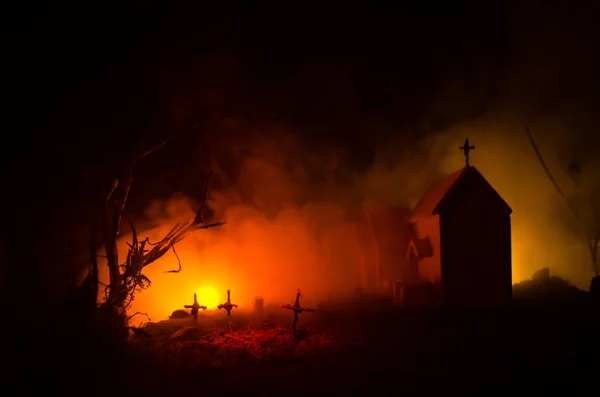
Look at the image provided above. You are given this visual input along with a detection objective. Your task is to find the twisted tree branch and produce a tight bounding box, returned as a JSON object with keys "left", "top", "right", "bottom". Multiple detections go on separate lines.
{"left": 526, "top": 126, "right": 599, "bottom": 275}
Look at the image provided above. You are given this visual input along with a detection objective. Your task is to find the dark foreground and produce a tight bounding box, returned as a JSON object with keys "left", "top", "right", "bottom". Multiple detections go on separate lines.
{"left": 9, "top": 300, "right": 600, "bottom": 396}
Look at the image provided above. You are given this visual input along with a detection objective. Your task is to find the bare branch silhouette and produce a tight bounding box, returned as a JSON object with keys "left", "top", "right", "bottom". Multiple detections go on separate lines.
{"left": 526, "top": 126, "right": 598, "bottom": 275}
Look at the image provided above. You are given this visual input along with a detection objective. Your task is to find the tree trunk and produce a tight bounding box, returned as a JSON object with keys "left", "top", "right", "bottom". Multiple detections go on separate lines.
{"left": 590, "top": 275, "right": 600, "bottom": 302}
{"left": 591, "top": 240, "right": 598, "bottom": 277}
{"left": 96, "top": 303, "right": 130, "bottom": 347}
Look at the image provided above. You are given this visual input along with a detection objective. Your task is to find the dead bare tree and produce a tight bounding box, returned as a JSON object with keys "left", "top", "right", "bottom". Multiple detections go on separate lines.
{"left": 526, "top": 127, "right": 599, "bottom": 277}
{"left": 87, "top": 137, "right": 225, "bottom": 332}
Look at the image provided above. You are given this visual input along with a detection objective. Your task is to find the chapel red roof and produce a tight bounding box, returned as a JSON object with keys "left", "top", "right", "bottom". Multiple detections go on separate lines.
{"left": 407, "top": 166, "right": 511, "bottom": 222}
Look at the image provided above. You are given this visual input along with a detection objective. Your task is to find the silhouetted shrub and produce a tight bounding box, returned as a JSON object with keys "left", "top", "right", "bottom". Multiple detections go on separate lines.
{"left": 170, "top": 309, "right": 191, "bottom": 319}
{"left": 532, "top": 267, "right": 550, "bottom": 281}
{"left": 513, "top": 275, "right": 587, "bottom": 304}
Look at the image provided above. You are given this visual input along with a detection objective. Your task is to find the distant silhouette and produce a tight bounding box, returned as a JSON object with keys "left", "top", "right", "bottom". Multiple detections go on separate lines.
{"left": 352, "top": 204, "right": 413, "bottom": 292}
{"left": 254, "top": 296, "right": 264, "bottom": 315}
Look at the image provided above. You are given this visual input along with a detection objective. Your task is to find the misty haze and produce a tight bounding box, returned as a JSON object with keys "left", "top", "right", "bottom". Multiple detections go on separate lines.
{"left": 5, "top": 3, "right": 599, "bottom": 395}
{"left": 92, "top": 117, "right": 598, "bottom": 321}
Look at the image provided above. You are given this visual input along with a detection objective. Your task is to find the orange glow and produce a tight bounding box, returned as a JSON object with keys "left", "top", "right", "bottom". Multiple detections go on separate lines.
{"left": 95, "top": 195, "right": 368, "bottom": 322}
{"left": 196, "top": 285, "right": 220, "bottom": 309}
{"left": 432, "top": 119, "right": 596, "bottom": 288}
{"left": 88, "top": 122, "right": 597, "bottom": 322}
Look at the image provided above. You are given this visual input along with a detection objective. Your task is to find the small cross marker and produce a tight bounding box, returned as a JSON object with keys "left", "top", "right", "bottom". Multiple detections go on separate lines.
{"left": 459, "top": 138, "right": 475, "bottom": 167}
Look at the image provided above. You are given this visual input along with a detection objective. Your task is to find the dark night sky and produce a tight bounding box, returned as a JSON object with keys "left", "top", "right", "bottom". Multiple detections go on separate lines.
{"left": 3, "top": 3, "right": 599, "bottom": 305}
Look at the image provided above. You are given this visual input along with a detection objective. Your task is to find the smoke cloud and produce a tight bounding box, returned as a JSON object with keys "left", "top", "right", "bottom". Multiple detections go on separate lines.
{"left": 98, "top": 130, "right": 372, "bottom": 320}
{"left": 91, "top": 5, "right": 599, "bottom": 321}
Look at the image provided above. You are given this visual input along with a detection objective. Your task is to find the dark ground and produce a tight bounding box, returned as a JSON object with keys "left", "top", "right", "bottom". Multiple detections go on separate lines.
{"left": 10, "top": 292, "right": 599, "bottom": 396}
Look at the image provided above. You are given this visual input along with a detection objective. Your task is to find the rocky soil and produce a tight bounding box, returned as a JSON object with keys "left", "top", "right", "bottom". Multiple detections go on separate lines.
{"left": 129, "top": 310, "right": 347, "bottom": 369}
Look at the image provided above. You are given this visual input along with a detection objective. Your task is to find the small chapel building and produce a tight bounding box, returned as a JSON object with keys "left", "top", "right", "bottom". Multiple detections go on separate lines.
{"left": 394, "top": 139, "right": 513, "bottom": 307}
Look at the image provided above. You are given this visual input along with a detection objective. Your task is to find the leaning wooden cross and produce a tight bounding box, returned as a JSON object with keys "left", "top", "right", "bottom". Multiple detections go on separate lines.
{"left": 280, "top": 289, "right": 315, "bottom": 331}
{"left": 218, "top": 289, "right": 238, "bottom": 331}
{"left": 183, "top": 292, "right": 207, "bottom": 321}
